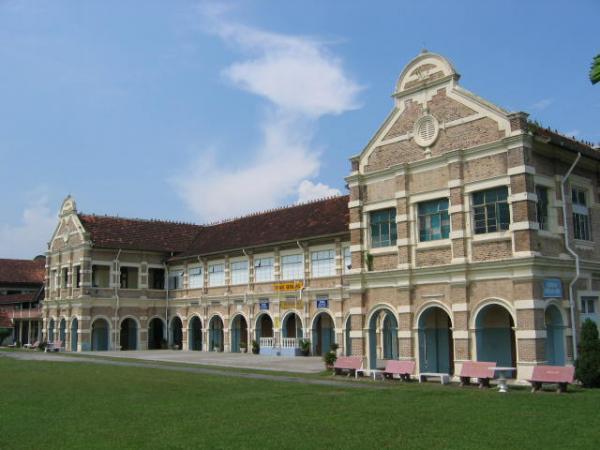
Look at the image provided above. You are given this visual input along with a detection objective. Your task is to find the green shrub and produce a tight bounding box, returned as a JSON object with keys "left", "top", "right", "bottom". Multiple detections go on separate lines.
{"left": 299, "top": 339, "right": 311, "bottom": 356}
{"left": 251, "top": 340, "right": 260, "bottom": 354}
{"left": 323, "top": 350, "right": 337, "bottom": 368}
{"left": 575, "top": 319, "right": 600, "bottom": 388}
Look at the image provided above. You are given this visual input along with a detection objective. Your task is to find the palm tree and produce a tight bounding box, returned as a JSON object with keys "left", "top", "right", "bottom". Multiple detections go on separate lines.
{"left": 591, "top": 54, "right": 600, "bottom": 85}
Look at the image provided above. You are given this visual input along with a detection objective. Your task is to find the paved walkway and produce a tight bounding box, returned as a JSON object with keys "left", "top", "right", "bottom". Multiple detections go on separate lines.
{"left": 1, "top": 351, "right": 384, "bottom": 390}
{"left": 79, "top": 350, "right": 325, "bottom": 373}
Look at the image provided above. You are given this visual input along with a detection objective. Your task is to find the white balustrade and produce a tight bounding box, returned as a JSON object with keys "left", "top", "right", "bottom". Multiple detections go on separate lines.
{"left": 260, "top": 337, "right": 275, "bottom": 348}
{"left": 281, "top": 337, "right": 299, "bottom": 348}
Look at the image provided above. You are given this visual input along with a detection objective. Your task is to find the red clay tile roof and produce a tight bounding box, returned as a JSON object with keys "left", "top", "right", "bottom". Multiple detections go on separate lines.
{"left": 0, "top": 258, "right": 45, "bottom": 286}
{"left": 180, "top": 195, "right": 350, "bottom": 257}
{"left": 76, "top": 196, "right": 349, "bottom": 256}
{"left": 78, "top": 215, "right": 202, "bottom": 253}
{"left": 530, "top": 124, "right": 600, "bottom": 160}
{"left": 0, "top": 293, "right": 38, "bottom": 305}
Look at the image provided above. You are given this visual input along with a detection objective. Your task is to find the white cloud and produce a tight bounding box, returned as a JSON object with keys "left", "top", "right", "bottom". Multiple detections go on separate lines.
{"left": 172, "top": 4, "right": 360, "bottom": 221}
{"left": 297, "top": 180, "right": 341, "bottom": 204}
{"left": 0, "top": 196, "right": 56, "bottom": 259}
{"left": 531, "top": 98, "right": 554, "bottom": 111}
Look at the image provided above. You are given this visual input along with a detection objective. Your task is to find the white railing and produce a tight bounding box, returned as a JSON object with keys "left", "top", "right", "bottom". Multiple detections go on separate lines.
{"left": 281, "top": 337, "right": 299, "bottom": 348}
{"left": 260, "top": 337, "right": 275, "bottom": 348}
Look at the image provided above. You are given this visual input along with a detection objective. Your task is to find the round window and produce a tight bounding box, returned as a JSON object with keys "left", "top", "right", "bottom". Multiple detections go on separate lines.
{"left": 413, "top": 115, "right": 439, "bottom": 147}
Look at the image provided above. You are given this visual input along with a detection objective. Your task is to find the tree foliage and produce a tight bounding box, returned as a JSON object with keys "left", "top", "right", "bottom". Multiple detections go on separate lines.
{"left": 591, "top": 54, "right": 600, "bottom": 85}
{"left": 575, "top": 319, "right": 600, "bottom": 387}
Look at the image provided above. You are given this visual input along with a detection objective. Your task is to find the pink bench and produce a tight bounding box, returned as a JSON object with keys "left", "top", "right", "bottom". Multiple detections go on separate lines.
{"left": 333, "top": 356, "right": 363, "bottom": 377}
{"left": 459, "top": 361, "right": 496, "bottom": 388}
{"left": 383, "top": 360, "right": 416, "bottom": 381}
{"left": 528, "top": 366, "right": 575, "bottom": 393}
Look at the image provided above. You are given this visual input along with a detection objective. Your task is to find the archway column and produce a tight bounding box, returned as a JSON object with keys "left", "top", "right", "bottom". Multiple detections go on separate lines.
{"left": 347, "top": 292, "right": 365, "bottom": 357}
{"left": 181, "top": 317, "right": 189, "bottom": 351}
{"left": 516, "top": 301, "right": 548, "bottom": 378}
{"left": 139, "top": 317, "right": 148, "bottom": 350}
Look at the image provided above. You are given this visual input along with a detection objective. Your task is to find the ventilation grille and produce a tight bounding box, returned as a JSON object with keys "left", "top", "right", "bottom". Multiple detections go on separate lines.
{"left": 414, "top": 115, "right": 439, "bottom": 147}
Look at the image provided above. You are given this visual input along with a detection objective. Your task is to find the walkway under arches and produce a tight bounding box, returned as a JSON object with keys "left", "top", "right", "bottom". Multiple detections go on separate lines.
{"left": 70, "top": 318, "right": 78, "bottom": 352}
{"left": 209, "top": 316, "right": 224, "bottom": 352}
{"left": 231, "top": 315, "right": 248, "bottom": 353}
{"left": 170, "top": 316, "right": 183, "bottom": 350}
{"left": 475, "top": 303, "right": 516, "bottom": 373}
{"left": 255, "top": 314, "right": 273, "bottom": 340}
{"left": 91, "top": 318, "right": 110, "bottom": 351}
{"left": 148, "top": 317, "right": 165, "bottom": 350}
{"left": 188, "top": 316, "right": 203, "bottom": 351}
{"left": 120, "top": 318, "right": 138, "bottom": 350}
{"left": 418, "top": 306, "right": 454, "bottom": 374}
{"left": 368, "top": 308, "right": 398, "bottom": 369}
{"left": 312, "top": 312, "right": 335, "bottom": 356}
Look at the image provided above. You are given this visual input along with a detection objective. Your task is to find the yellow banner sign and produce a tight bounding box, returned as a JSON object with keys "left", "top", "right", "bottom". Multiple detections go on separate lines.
{"left": 273, "top": 281, "right": 304, "bottom": 292}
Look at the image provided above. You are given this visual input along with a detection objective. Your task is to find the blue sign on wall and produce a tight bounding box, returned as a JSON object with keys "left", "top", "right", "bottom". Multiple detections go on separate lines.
{"left": 543, "top": 278, "right": 563, "bottom": 298}
{"left": 259, "top": 301, "right": 269, "bottom": 310}
{"left": 316, "top": 297, "right": 328, "bottom": 309}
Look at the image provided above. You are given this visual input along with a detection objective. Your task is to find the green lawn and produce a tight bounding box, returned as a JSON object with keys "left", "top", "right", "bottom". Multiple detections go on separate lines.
{"left": 1, "top": 357, "right": 599, "bottom": 449}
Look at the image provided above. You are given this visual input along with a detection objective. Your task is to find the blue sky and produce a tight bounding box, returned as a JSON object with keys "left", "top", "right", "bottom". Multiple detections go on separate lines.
{"left": 1, "top": 0, "right": 598, "bottom": 258}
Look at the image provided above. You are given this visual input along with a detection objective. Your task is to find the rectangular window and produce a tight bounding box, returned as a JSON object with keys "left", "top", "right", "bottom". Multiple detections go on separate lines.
{"left": 188, "top": 267, "right": 203, "bottom": 289}
{"left": 472, "top": 186, "right": 510, "bottom": 234}
{"left": 208, "top": 263, "right": 225, "bottom": 287}
{"left": 370, "top": 209, "right": 397, "bottom": 248}
{"left": 581, "top": 296, "right": 597, "bottom": 314}
{"left": 536, "top": 185, "right": 549, "bottom": 231}
{"left": 61, "top": 267, "right": 68, "bottom": 288}
{"left": 254, "top": 257, "right": 274, "bottom": 283}
{"left": 148, "top": 268, "right": 165, "bottom": 290}
{"left": 231, "top": 260, "right": 249, "bottom": 285}
{"left": 74, "top": 266, "right": 81, "bottom": 288}
{"left": 168, "top": 270, "right": 183, "bottom": 290}
{"left": 343, "top": 247, "right": 352, "bottom": 273}
{"left": 92, "top": 265, "right": 110, "bottom": 288}
{"left": 120, "top": 266, "right": 139, "bottom": 289}
{"left": 311, "top": 249, "right": 335, "bottom": 278}
{"left": 418, "top": 198, "right": 450, "bottom": 241}
{"left": 50, "top": 269, "right": 57, "bottom": 290}
{"left": 281, "top": 254, "right": 304, "bottom": 280}
{"left": 572, "top": 188, "right": 591, "bottom": 240}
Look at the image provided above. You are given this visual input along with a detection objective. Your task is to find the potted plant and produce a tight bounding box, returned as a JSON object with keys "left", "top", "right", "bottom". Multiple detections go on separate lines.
{"left": 299, "top": 338, "right": 311, "bottom": 356}
{"left": 324, "top": 350, "right": 337, "bottom": 370}
{"left": 240, "top": 341, "right": 248, "bottom": 353}
{"left": 251, "top": 339, "right": 260, "bottom": 354}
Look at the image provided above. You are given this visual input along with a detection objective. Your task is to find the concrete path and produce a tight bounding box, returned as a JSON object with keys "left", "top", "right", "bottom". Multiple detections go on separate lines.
{"left": 1, "top": 351, "right": 386, "bottom": 390}
{"left": 79, "top": 350, "right": 325, "bottom": 373}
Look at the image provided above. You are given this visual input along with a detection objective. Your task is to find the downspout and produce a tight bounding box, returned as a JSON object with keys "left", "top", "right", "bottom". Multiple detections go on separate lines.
{"left": 561, "top": 152, "right": 581, "bottom": 361}
{"left": 297, "top": 241, "right": 307, "bottom": 339}
{"left": 114, "top": 248, "right": 122, "bottom": 351}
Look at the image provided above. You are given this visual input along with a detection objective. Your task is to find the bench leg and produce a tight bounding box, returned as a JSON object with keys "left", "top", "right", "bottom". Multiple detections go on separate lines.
{"left": 558, "top": 383, "right": 567, "bottom": 394}
{"left": 531, "top": 382, "right": 542, "bottom": 393}
{"left": 460, "top": 376, "right": 470, "bottom": 387}
{"left": 479, "top": 378, "right": 490, "bottom": 389}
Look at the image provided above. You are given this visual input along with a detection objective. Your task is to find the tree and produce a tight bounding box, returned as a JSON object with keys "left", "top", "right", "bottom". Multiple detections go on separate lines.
{"left": 575, "top": 319, "right": 600, "bottom": 387}
{"left": 591, "top": 54, "right": 600, "bottom": 85}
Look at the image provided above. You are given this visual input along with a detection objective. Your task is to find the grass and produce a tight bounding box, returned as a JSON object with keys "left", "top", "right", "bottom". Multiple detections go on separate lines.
{"left": 1, "top": 356, "right": 600, "bottom": 449}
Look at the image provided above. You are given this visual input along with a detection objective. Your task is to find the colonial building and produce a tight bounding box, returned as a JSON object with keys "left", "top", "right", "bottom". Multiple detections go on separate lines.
{"left": 0, "top": 257, "right": 45, "bottom": 345}
{"left": 42, "top": 52, "right": 600, "bottom": 381}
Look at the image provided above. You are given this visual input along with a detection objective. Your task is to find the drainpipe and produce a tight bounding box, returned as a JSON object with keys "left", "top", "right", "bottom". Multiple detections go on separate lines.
{"left": 114, "top": 249, "right": 122, "bottom": 351}
{"left": 561, "top": 152, "right": 581, "bottom": 362}
{"left": 297, "top": 241, "right": 307, "bottom": 339}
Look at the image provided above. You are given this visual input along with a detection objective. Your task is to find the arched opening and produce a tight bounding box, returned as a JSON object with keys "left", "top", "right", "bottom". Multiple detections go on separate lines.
{"left": 282, "top": 313, "right": 302, "bottom": 338}
{"left": 418, "top": 307, "right": 454, "bottom": 374}
{"left": 120, "top": 318, "right": 138, "bottom": 351}
{"left": 231, "top": 315, "right": 248, "bottom": 353}
{"left": 545, "top": 305, "right": 566, "bottom": 366}
{"left": 91, "top": 318, "right": 110, "bottom": 351}
{"left": 148, "top": 318, "right": 165, "bottom": 350}
{"left": 70, "top": 318, "right": 78, "bottom": 352}
{"left": 312, "top": 312, "right": 335, "bottom": 356}
{"left": 170, "top": 316, "right": 183, "bottom": 350}
{"left": 475, "top": 304, "right": 516, "bottom": 376}
{"left": 209, "top": 316, "right": 224, "bottom": 352}
{"left": 255, "top": 314, "right": 273, "bottom": 340}
{"left": 59, "top": 319, "right": 66, "bottom": 344}
{"left": 345, "top": 316, "right": 352, "bottom": 356}
{"left": 48, "top": 319, "right": 55, "bottom": 342}
{"left": 368, "top": 308, "right": 398, "bottom": 369}
{"left": 188, "top": 316, "right": 203, "bottom": 351}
